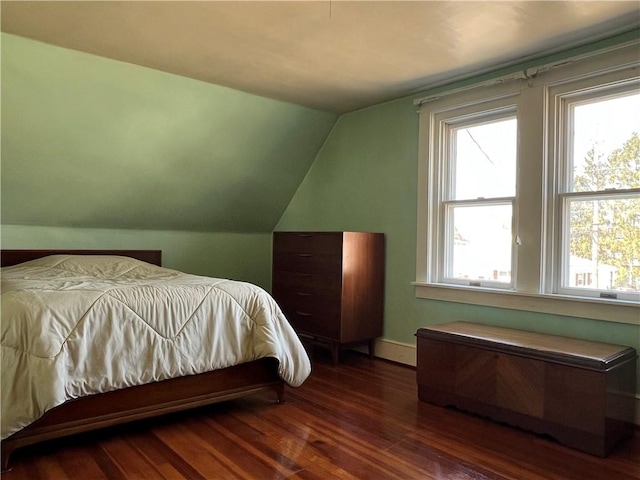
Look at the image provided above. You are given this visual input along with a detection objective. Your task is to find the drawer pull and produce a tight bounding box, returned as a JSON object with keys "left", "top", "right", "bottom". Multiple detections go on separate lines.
{"left": 296, "top": 292, "right": 312, "bottom": 297}
{"left": 296, "top": 253, "right": 313, "bottom": 257}
{"left": 296, "top": 311, "right": 313, "bottom": 317}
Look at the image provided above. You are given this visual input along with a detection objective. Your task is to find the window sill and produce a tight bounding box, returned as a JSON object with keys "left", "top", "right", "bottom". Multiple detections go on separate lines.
{"left": 412, "top": 282, "right": 639, "bottom": 325}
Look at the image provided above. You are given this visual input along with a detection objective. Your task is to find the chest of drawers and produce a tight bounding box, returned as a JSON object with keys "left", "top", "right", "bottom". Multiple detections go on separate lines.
{"left": 272, "top": 232, "right": 385, "bottom": 364}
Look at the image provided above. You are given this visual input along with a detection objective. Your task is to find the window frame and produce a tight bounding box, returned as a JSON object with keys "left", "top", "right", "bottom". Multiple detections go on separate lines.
{"left": 415, "top": 41, "right": 640, "bottom": 325}
{"left": 440, "top": 109, "right": 518, "bottom": 290}
{"left": 420, "top": 91, "right": 521, "bottom": 286}
{"left": 547, "top": 79, "right": 640, "bottom": 303}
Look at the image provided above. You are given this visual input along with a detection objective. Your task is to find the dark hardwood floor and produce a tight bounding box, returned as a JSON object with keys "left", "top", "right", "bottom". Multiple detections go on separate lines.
{"left": 3, "top": 351, "right": 639, "bottom": 479}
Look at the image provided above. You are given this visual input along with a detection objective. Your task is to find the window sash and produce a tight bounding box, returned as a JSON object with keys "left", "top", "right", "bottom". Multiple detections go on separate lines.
{"left": 552, "top": 77, "right": 640, "bottom": 302}
{"left": 441, "top": 198, "right": 515, "bottom": 289}
{"left": 560, "top": 82, "right": 640, "bottom": 195}
{"left": 433, "top": 104, "right": 518, "bottom": 289}
{"left": 446, "top": 115, "right": 517, "bottom": 201}
{"left": 557, "top": 189, "right": 640, "bottom": 301}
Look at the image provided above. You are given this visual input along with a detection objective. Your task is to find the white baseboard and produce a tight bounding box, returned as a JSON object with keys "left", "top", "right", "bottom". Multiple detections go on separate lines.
{"left": 355, "top": 337, "right": 640, "bottom": 426}
{"left": 353, "top": 337, "right": 417, "bottom": 367}
{"left": 372, "top": 338, "right": 417, "bottom": 367}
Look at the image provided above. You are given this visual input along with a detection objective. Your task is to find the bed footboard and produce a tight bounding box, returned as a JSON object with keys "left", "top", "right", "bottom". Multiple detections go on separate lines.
{"left": 1, "top": 358, "right": 284, "bottom": 470}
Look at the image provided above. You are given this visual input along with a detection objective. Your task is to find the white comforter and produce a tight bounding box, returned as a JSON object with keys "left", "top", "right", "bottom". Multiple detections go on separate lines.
{"left": 1, "top": 255, "right": 311, "bottom": 440}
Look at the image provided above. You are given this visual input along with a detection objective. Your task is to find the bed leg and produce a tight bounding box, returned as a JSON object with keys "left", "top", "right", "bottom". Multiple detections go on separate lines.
{"left": 1, "top": 443, "right": 14, "bottom": 472}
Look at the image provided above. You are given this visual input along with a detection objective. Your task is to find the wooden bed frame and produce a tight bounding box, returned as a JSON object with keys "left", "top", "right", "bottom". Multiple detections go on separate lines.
{"left": 1, "top": 249, "right": 285, "bottom": 470}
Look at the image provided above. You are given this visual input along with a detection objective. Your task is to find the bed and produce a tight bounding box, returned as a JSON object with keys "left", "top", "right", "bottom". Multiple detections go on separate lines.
{"left": 0, "top": 249, "right": 311, "bottom": 469}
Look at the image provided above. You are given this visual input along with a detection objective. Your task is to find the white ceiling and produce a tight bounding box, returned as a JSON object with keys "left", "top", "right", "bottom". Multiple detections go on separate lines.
{"left": 1, "top": 1, "right": 638, "bottom": 113}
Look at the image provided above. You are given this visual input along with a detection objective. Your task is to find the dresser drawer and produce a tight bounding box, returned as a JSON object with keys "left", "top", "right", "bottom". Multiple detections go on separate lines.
{"left": 272, "top": 270, "right": 342, "bottom": 294}
{"left": 273, "top": 251, "right": 342, "bottom": 275}
{"left": 273, "top": 268, "right": 342, "bottom": 341}
{"left": 283, "top": 308, "right": 340, "bottom": 339}
{"left": 274, "top": 286, "right": 341, "bottom": 316}
{"left": 273, "top": 232, "right": 343, "bottom": 255}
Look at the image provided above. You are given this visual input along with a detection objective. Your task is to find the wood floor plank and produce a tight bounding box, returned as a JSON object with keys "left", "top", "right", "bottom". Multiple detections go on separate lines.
{"left": 86, "top": 442, "right": 129, "bottom": 480}
{"left": 228, "top": 407, "right": 362, "bottom": 480}
{"left": 124, "top": 433, "right": 191, "bottom": 480}
{"left": 3, "top": 352, "right": 638, "bottom": 479}
{"left": 53, "top": 444, "right": 110, "bottom": 480}
{"left": 268, "top": 403, "right": 428, "bottom": 479}
{"left": 150, "top": 421, "right": 242, "bottom": 480}
{"left": 35, "top": 455, "right": 73, "bottom": 480}
{"left": 197, "top": 414, "right": 300, "bottom": 479}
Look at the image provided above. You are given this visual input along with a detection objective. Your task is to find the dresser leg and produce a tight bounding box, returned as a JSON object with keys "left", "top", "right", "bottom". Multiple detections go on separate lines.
{"left": 275, "top": 383, "right": 286, "bottom": 404}
{"left": 368, "top": 339, "right": 376, "bottom": 359}
{"left": 331, "top": 343, "right": 340, "bottom": 365}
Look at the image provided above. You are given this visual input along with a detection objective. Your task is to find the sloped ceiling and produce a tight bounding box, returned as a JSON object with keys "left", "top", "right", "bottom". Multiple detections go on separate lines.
{"left": 1, "top": 1, "right": 638, "bottom": 113}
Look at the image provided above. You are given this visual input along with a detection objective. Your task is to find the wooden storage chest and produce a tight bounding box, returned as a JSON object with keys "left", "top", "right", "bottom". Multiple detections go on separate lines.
{"left": 416, "top": 322, "right": 637, "bottom": 456}
{"left": 272, "top": 231, "right": 384, "bottom": 364}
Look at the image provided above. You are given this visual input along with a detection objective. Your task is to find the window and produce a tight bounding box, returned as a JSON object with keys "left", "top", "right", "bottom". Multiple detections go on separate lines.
{"left": 415, "top": 42, "right": 639, "bottom": 324}
{"left": 434, "top": 106, "right": 517, "bottom": 289}
{"left": 552, "top": 86, "right": 640, "bottom": 302}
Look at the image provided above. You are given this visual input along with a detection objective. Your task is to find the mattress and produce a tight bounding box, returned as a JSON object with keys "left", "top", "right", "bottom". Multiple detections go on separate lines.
{"left": 1, "top": 255, "right": 311, "bottom": 440}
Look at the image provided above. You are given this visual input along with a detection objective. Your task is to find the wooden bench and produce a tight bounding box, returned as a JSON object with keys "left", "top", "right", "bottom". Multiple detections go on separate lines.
{"left": 416, "top": 322, "right": 637, "bottom": 456}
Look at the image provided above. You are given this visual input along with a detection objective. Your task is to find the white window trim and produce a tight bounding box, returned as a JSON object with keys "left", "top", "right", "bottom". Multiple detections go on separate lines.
{"left": 412, "top": 282, "right": 639, "bottom": 325}
{"left": 546, "top": 77, "right": 640, "bottom": 303}
{"left": 415, "top": 41, "right": 640, "bottom": 325}
{"left": 437, "top": 107, "right": 518, "bottom": 290}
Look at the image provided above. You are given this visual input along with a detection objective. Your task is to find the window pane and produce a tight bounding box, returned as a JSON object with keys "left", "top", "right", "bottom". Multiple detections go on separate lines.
{"left": 452, "top": 118, "right": 517, "bottom": 199}
{"left": 570, "top": 92, "right": 640, "bottom": 192}
{"left": 449, "top": 204, "right": 512, "bottom": 282}
{"left": 567, "top": 197, "right": 640, "bottom": 292}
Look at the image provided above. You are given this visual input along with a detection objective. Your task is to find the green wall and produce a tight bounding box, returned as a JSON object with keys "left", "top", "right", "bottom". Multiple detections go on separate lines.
{"left": 1, "top": 32, "right": 336, "bottom": 289}
{"left": 276, "top": 34, "right": 640, "bottom": 392}
{"left": 276, "top": 96, "right": 639, "bottom": 346}
{"left": 1, "top": 225, "right": 272, "bottom": 289}
{"left": 1, "top": 33, "right": 337, "bottom": 232}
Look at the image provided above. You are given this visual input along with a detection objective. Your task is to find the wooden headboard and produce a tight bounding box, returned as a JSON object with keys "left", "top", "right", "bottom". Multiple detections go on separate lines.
{"left": 1, "top": 250, "right": 162, "bottom": 267}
